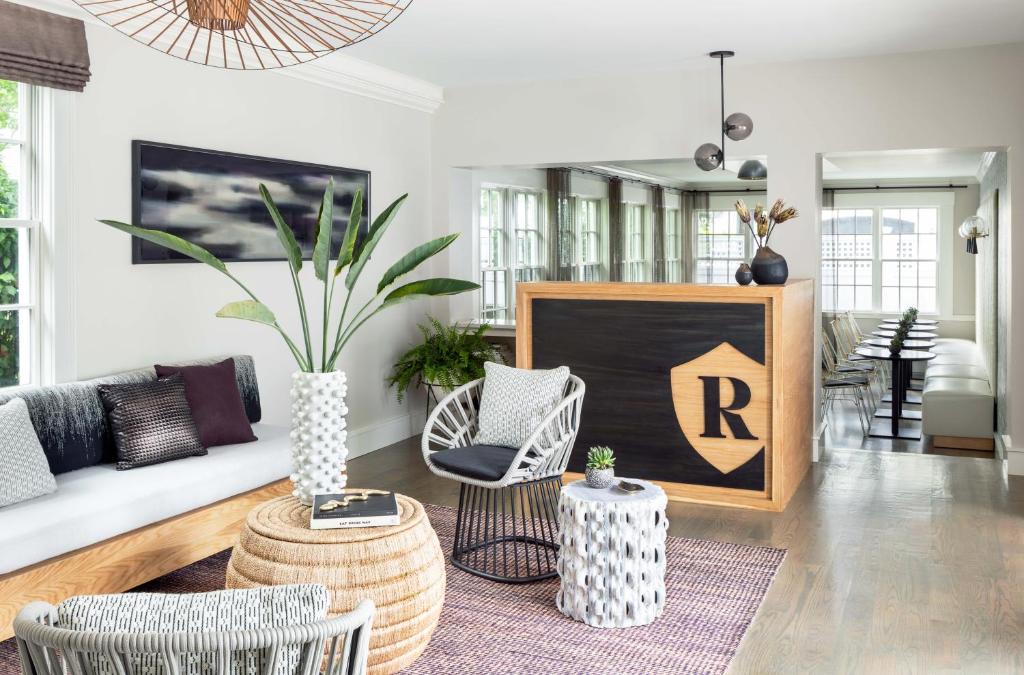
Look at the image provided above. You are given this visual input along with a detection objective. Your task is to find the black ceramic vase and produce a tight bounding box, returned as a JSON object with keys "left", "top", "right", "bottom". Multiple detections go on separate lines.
{"left": 735, "top": 263, "right": 753, "bottom": 286}
{"left": 751, "top": 246, "right": 789, "bottom": 285}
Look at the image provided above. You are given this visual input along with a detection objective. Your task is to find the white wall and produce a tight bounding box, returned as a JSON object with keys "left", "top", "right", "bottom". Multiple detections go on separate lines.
{"left": 68, "top": 28, "right": 437, "bottom": 451}
{"left": 431, "top": 43, "right": 1024, "bottom": 455}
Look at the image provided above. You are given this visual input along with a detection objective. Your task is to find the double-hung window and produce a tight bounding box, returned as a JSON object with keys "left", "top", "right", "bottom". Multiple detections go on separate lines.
{"left": 821, "top": 209, "right": 873, "bottom": 312}
{"left": 574, "top": 197, "right": 602, "bottom": 281}
{"left": 694, "top": 209, "right": 748, "bottom": 284}
{"left": 821, "top": 195, "right": 946, "bottom": 315}
{"left": 664, "top": 207, "right": 682, "bottom": 282}
{"left": 478, "top": 185, "right": 545, "bottom": 320}
{"left": 623, "top": 203, "right": 648, "bottom": 282}
{"left": 0, "top": 81, "right": 37, "bottom": 388}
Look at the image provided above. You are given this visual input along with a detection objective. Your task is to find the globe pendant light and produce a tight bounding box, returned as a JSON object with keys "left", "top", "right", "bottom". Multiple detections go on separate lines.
{"left": 737, "top": 158, "right": 768, "bottom": 180}
{"left": 73, "top": 0, "right": 412, "bottom": 69}
{"left": 694, "top": 51, "right": 758, "bottom": 175}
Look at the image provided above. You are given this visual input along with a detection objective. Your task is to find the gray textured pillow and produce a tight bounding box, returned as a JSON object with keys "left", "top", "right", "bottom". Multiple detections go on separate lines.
{"left": 0, "top": 397, "right": 56, "bottom": 507}
{"left": 474, "top": 362, "right": 571, "bottom": 448}
{"left": 58, "top": 584, "right": 330, "bottom": 675}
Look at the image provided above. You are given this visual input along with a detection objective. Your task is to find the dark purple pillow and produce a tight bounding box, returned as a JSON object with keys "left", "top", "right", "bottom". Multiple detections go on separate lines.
{"left": 155, "top": 359, "right": 257, "bottom": 448}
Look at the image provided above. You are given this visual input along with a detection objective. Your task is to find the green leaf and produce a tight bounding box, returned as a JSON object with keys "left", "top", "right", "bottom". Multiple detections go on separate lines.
{"left": 334, "top": 190, "right": 363, "bottom": 277}
{"left": 380, "top": 278, "right": 480, "bottom": 309}
{"left": 215, "top": 300, "right": 277, "bottom": 326}
{"left": 259, "top": 184, "right": 302, "bottom": 274}
{"left": 100, "top": 220, "right": 226, "bottom": 273}
{"left": 345, "top": 194, "right": 408, "bottom": 291}
{"left": 377, "top": 233, "right": 459, "bottom": 294}
{"left": 312, "top": 178, "right": 335, "bottom": 282}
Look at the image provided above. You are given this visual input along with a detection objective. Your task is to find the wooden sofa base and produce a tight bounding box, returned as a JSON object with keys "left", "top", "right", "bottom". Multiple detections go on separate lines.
{"left": 0, "top": 478, "right": 291, "bottom": 641}
{"left": 932, "top": 435, "right": 995, "bottom": 451}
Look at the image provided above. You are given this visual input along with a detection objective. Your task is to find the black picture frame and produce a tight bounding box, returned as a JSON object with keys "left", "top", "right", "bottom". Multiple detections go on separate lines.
{"left": 130, "top": 140, "right": 371, "bottom": 264}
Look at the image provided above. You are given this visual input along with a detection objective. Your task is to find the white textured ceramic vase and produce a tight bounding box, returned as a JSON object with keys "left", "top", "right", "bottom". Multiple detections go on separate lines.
{"left": 290, "top": 370, "right": 349, "bottom": 506}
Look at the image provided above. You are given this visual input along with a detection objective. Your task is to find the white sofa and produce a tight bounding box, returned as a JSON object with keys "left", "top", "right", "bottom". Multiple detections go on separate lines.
{"left": 921, "top": 339, "right": 994, "bottom": 449}
{"left": 0, "top": 424, "right": 290, "bottom": 574}
{"left": 0, "top": 356, "right": 292, "bottom": 639}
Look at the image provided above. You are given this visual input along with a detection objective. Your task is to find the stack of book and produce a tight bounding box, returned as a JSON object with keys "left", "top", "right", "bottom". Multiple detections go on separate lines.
{"left": 310, "top": 490, "right": 400, "bottom": 530}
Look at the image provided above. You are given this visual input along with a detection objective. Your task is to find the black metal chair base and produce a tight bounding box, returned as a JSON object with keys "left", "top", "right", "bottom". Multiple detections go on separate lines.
{"left": 451, "top": 475, "right": 562, "bottom": 583}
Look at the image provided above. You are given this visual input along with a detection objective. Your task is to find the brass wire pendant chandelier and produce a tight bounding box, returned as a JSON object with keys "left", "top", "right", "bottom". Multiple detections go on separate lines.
{"left": 73, "top": 0, "right": 413, "bottom": 69}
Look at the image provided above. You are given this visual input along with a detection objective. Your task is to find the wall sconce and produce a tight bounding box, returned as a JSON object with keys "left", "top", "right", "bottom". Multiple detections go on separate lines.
{"left": 959, "top": 215, "right": 989, "bottom": 254}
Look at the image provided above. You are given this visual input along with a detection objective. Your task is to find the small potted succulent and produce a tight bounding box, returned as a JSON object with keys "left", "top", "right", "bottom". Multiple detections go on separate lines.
{"left": 889, "top": 334, "right": 904, "bottom": 356}
{"left": 585, "top": 446, "right": 616, "bottom": 488}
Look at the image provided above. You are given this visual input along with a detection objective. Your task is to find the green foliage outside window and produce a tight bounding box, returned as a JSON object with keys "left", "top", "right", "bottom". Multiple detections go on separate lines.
{"left": 0, "top": 79, "right": 20, "bottom": 386}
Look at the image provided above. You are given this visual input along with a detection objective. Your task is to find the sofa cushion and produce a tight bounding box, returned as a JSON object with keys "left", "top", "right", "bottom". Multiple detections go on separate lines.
{"left": 0, "top": 356, "right": 261, "bottom": 475}
{"left": 928, "top": 351, "right": 985, "bottom": 368}
{"left": 98, "top": 374, "right": 206, "bottom": 470}
{"left": 0, "top": 423, "right": 291, "bottom": 574}
{"left": 155, "top": 358, "right": 258, "bottom": 448}
{"left": 0, "top": 398, "right": 56, "bottom": 507}
{"left": 929, "top": 338, "right": 978, "bottom": 355}
{"left": 922, "top": 378, "right": 994, "bottom": 439}
{"left": 430, "top": 445, "right": 520, "bottom": 482}
{"left": 925, "top": 364, "right": 989, "bottom": 381}
{"left": 58, "top": 584, "right": 329, "bottom": 675}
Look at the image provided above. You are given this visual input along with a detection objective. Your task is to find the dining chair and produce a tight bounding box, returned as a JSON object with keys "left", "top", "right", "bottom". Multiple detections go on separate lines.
{"left": 821, "top": 332, "right": 872, "bottom": 436}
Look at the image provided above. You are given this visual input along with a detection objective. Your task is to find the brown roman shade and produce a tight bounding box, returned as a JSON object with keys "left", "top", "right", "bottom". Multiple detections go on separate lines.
{"left": 0, "top": 0, "right": 91, "bottom": 92}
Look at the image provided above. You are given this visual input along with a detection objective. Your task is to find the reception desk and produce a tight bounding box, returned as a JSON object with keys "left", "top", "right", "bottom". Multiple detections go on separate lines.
{"left": 516, "top": 280, "right": 814, "bottom": 511}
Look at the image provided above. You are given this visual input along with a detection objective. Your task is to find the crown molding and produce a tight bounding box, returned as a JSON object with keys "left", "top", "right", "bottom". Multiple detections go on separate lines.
{"left": 284, "top": 56, "right": 444, "bottom": 114}
{"left": 10, "top": 0, "right": 444, "bottom": 114}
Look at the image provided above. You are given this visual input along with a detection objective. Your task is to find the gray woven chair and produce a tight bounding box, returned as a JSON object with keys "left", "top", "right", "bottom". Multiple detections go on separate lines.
{"left": 422, "top": 375, "right": 585, "bottom": 583}
{"left": 13, "top": 598, "right": 374, "bottom": 675}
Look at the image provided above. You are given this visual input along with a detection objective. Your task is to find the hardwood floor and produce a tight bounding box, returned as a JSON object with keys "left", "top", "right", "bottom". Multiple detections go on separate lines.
{"left": 354, "top": 437, "right": 1024, "bottom": 674}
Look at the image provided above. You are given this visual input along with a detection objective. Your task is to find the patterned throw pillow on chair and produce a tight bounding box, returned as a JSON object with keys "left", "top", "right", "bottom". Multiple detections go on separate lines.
{"left": 474, "top": 362, "right": 571, "bottom": 449}
{"left": 0, "top": 397, "right": 57, "bottom": 507}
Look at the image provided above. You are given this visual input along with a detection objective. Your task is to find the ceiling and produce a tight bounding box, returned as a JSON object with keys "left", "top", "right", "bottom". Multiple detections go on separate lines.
{"left": 822, "top": 149, "right": 990, "bottom": 181}
{"left": 582, "top": 159, "right": 767, "bottom": 189}
{"left": 345, "top": 0, "right": 1024, "bottom": 87}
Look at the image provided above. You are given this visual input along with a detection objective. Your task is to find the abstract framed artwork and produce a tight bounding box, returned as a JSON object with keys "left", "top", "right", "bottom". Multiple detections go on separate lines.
{"left": 131, "top": 141, "right": 370, "bottom": 264}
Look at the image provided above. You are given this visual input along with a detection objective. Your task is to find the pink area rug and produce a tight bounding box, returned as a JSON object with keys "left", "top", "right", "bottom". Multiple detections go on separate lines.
{"left": 1, "top": 504, "right": 784, "bottom": 675}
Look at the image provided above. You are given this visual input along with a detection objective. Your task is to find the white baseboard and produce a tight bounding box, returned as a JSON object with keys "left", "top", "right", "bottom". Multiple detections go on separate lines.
{"left": 1004, "top": 435, "right": 1024, "bottom": 476}
{"left": 346, "top": 409, "right": 425, "bottom": 460}
{"left": 812, "top": 420, "right": 827, "bottom": 462}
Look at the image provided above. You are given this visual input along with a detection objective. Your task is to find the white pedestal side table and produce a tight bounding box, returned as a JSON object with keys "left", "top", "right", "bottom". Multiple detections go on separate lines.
{"left": 556, "top": 479, "right": 668, "bottom": 628}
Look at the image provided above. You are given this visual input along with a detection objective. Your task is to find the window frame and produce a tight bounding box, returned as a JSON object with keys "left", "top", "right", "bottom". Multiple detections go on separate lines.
{"left": 0, "top": 81, "right": 41, "bottom": 387}
{"left": 622, "top": 201, "right": 648, "bottom": 282}
{"left": 572, "top": 195, "right": 604, "bottom": 281}
{"left": 664, "top": 207, "right": 682, "bottom": 283}
{"left": 824, "top": 191, "right": 955, "bottom": 318}
{"left": 477, "top": 183, "right": 546, "bottom": 321}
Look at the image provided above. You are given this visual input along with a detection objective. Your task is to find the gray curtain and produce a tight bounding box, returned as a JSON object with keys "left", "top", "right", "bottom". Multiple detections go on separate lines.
{"left": 546, "top": 168, "right": 574, "bottom": 281}
{"left": 607, "top": 178, "right": 624, "bottom": 281}
{"left": 0, "top": 0, "right": 91, "bottom": 91}
{"left": 651, "top": 187, "right": 666, "bottom": 282}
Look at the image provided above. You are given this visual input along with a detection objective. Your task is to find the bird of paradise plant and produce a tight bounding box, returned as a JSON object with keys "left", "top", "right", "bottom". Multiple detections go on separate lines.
{"left": 100, "top": 180, "right": 477, "bottom": 373}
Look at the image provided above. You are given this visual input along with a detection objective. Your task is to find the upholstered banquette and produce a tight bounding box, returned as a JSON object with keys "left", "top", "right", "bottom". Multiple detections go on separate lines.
{"left": 921, "top": 339, "right": 995, "bottom": 450}
{"left": 0, "top": 356, "right": 292, "bottom": 640}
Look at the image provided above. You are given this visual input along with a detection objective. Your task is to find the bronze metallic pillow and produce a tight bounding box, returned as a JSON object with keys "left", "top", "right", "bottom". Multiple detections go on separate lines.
{"left": 97, "top": 374, "right": 205, "bottom": 470}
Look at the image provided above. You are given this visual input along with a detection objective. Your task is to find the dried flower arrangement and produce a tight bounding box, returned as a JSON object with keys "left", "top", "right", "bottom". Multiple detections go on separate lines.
{"left": 734, "top": 198, "right": 799, "bottom": 249}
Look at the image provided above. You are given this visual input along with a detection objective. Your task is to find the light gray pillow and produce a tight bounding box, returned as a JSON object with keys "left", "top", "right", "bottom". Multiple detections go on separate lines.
{"left": 58, "top": 584, "right": 330, "bottom": 675}
{"left": 474, "top": 362, "right": 571, "bottom": 448}
{"left": 0, "top": 397, "right": 56, "bottom": 508}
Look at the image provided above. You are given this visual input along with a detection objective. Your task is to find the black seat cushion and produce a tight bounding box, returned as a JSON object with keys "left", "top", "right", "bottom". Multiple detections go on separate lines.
{"left": 430, "top": 445, "right": 520, "bottom": 481}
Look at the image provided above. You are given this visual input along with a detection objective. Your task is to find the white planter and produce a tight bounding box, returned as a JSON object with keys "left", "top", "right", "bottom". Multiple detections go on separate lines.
{"left": 289, "top": 370, "right": 349, "bottom": 506}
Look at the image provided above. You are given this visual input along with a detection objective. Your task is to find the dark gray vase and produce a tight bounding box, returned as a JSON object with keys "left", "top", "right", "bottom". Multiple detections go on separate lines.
{"left": 735, "top": 263, "right": 753, "bottom": 286}
{"left": 751, "top": 246, "right": 789, "bottom": 285}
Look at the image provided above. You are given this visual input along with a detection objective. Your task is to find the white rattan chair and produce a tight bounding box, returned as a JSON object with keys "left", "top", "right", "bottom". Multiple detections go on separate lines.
{"left": 421, "top": 374, "right": 585, "bottom": 583}
{"left": 14, "top": 598, "right": 374, "bottom": 675}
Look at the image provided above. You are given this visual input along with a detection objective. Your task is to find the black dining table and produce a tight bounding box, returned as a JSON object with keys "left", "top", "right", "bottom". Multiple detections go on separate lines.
{"left": 882, "top": 318, "right": 938, "bottom": 327}
{"left": 872, "top": 329, "right": 936, "bottom": 340}
{"left": 862, "top": 337, "right": 934, "bottom": 350}
{"left": 855, "top": 346, "right": 936, "bottom": 439}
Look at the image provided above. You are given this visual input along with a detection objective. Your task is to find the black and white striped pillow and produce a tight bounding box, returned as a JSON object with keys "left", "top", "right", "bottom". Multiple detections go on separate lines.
{"left": 57, "top": 584, "right": 330, "bottom": 675}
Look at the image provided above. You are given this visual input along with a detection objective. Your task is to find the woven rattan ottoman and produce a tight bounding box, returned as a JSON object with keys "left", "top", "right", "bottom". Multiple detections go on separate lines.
{"left": 226, "top": 493, "right": 445, "bottom": 674}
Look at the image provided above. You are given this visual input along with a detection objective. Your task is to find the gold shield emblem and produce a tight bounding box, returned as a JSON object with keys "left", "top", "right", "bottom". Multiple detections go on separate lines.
{"left": 670, "top": 342, "right": 769, "bottom": 474}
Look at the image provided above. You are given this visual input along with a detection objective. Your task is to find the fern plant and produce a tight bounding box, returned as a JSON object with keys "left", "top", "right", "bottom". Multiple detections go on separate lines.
{"left": 387, "top": 317, "right": 503, "bottom": 402}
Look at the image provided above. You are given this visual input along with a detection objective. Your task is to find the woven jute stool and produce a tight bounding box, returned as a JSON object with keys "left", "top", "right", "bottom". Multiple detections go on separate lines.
{"left": 226, "top": 493, "right": 445, "bottom": 674}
